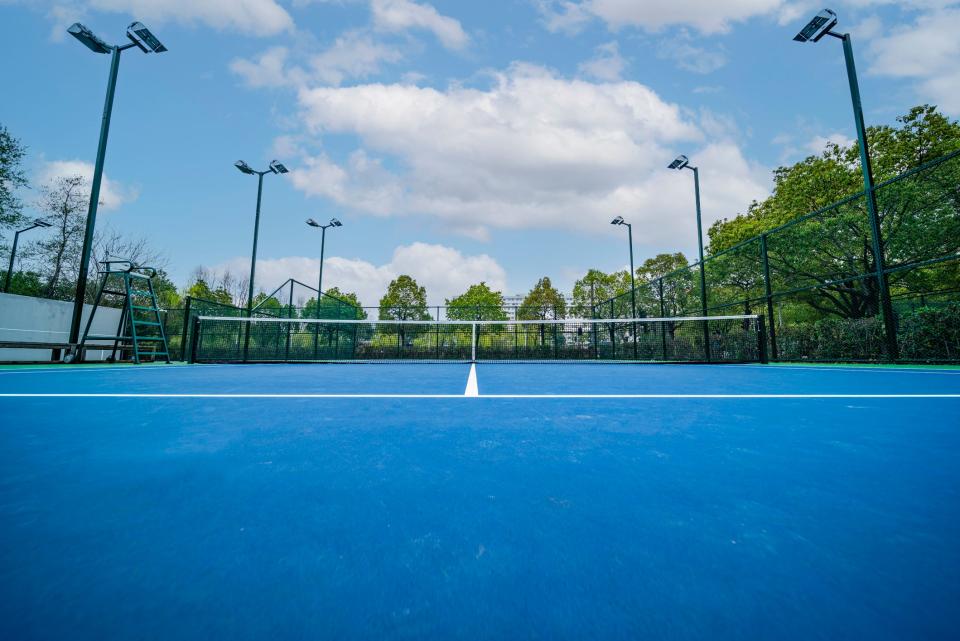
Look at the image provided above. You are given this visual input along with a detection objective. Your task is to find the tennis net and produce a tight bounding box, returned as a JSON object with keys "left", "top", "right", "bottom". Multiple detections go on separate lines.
{"left": 188, "top": 314, "right": 767, "bottom": 364}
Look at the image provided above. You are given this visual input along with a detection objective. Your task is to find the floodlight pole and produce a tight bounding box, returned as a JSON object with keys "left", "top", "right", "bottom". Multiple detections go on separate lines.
{"left": 4, "top": 222, "right": 46, "bottom": 293}
{"left": 247, "top": 170, "right": 267, "bottom": 317}
{"left": 833, "top": 31, "right": 899, "bottom": 360}
{"left": 316, "top": 224, "right": 328, "bottom": 310}
{"left": 623, "top": 222, "right": 638, "bottom": 359}
{"left": 690, "top": 166, "right": 711, "bottom": 361}
{"left": 67, "top": 42, "right": 137, "bottom": 356}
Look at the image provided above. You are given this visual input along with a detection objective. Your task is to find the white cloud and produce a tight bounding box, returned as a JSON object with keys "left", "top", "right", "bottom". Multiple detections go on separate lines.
{"left": 214, "top": 242, "right": 507, "bottom": 306}
{"left": 865, "top": 8, "right": 960, "bottom": 114}
{"left": 40, "top": 0, "right": 293, "bottom": 36}
{"left": 578, "top": 41, "right": 627, "bottom": 81}
{"left": 38, "top": 160, "right": 138, "bottom": 211}
{"left": 655, "top": 36, "right": 727, "bottom": 74}
{"left": 231, "top": 32, "right": 403, "bottom": 88}
{"left": 289, "top": 63, "right": 770, "bottom": 244}
{"left": 805, "top": 133, "right": 855, "bottom": 155}
{"left": 538, "top": 0, "right": 784, "bottom": 35}
{"left": 370, "top": 0, "right": 469, "bottom": 50}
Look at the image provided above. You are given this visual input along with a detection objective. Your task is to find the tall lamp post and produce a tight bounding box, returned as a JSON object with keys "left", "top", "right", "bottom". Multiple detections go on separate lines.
{"left": 793, "top": 8, "right": 899, "bottom": 360}
{"left": 306, "top": 217, "right": 343, "bottom": 357}
{"left": 235, "top": 159, "right": 288, "bottom": 315}
{"left": 306, "top": 217, "right": 343, "bottom": 311}
{"left": 3, "top": 219, "right": 52, "bottom": 293}
{"left": 610, "top": 216, "right": 638, "bottom": 359}
{"left": 65, "top": 22, "right": 167, "bottom": 361}
{"left": 668, "top": 154, "right": 712, "bottom": 362}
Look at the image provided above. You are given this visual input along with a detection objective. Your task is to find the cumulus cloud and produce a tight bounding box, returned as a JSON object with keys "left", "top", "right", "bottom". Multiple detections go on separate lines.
{"left": 37, "top": 0, "right": 293, "bottom": 37}
{"left": 370, "top": 0, "right": 469, "bottom": 50}
{"left": 214, "top": 242, "right": 507, "bottom": 306}
{"left": 230, "top": 32, "right": 403, "bottom": 88}
{"left": 655, "top": 36, "right": 727, "bottom": 74}
{"left": 38, "top": 160, "right": 138, "bottom": 211}
{"left": 288, "top": 63, "right": 769, "bottom": 243}
{"left": 538, "top": 0, "right": 784, "bottom": 35}
{"left": 578, "top": 41, "right": 627, "bottom": 81}
{"left": 865, "top": 8, "right": 960, "bottom": 115}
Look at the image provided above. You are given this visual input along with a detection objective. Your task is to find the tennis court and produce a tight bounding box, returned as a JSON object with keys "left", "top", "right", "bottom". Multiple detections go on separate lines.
{"left": 1, "top": 362, "right": 959, "bottom": 640}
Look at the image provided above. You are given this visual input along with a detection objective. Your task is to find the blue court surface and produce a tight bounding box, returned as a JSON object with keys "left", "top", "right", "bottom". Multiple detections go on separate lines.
{"left": 1, "top": 363, "right": 959, "bottom": 640}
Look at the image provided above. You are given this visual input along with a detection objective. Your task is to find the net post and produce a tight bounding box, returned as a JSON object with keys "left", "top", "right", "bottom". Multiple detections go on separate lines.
{"left": 188, "top": 316, "right": 201, "bottom": 364}
{"left": 179, "top": 295, "right": 192, "bottom": 361}
{"left": 471, "top": 322, "right": 477, "bottom": 363}
{"left": 757, "top": 315, "right": 769, "bottom": 364}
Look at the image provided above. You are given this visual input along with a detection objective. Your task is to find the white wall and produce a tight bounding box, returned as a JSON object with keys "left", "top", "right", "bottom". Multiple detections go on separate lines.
{"left": 0, "top": 292, "right": 124, "bottom": 362}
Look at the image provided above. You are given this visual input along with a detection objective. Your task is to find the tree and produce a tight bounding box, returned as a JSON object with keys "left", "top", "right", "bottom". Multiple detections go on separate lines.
{"left": 152, "top": 270, "right": 181, "bottom": 309}
{"left": 379, "top": 275, "right": 430, "bottom": 321}
{"left": 186, "top": 278, "right": 233, "bottom": 306}
{"left": 446, "top": 282, "right": 508, "bottom": 321}
{"left": 518, "top": 277, "right": 566, "bottom": 320}
{"left": 0, "top": 124, "right": 28, "bottom": 240}
{"left": 570, "top": 269, "right": 629, "bottom": 318}
{"left": 706, "top": 105, "right": 960, "bottom": 320}
{"left": 634, "top": 253, "right": 694, "bottom": 317}
{"left": 29, "top": 175, "right": 87, "bottom": 299}
{"left": 303, "top": 286, "right": 367, "bottom": 320}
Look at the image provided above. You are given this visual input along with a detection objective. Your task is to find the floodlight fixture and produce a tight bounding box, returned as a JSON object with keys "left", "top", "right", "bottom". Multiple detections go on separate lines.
{"left": 33, "top": 219, "right": 52, "bottom": 228}
{"left": 126, "top": 22, "right": 167, "bottom": 53}
{"left": 668, "top": 155, "right": 690, "bottom": 170}
{"left": 331, "top": 218, "right": 342, "bottom": 227}
{"left": 611, "top": 216, "right": 625, "bottom": 225}
{"left": 67, "top": 23, "right": 112, "bottom": 54}
{"left": 793, "top": 9, "right": 838, "bottom": 43}
{"left": 269, "top": 160, "right": 289, "bottom": 174}
{"left": 306, "top": 218, "right": 321, "bottom": 227}
{"left": 235, "top": 160, "right": 256, "bottom": 175}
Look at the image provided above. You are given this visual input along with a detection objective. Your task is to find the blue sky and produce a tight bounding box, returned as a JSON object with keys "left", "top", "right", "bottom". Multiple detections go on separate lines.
{"left": 2, "top": 0, "right": 958, "bottom": 306}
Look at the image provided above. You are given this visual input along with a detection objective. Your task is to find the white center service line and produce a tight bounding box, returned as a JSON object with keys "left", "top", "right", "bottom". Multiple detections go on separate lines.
{"left": 464, "top": 364, "right": 479, "bottom": 397}
{"left": 0, "top": 393, "right": 958, "bottom": 399}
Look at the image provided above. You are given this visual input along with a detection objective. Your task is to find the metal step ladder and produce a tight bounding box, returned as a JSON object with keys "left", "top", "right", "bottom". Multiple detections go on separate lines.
{"left": 77, "top": 259, "right": 171, "bottom": 364}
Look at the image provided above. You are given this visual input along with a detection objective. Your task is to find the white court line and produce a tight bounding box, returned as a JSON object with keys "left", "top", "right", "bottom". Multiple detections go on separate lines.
{"left": 464, "top": 364, "right": 479, "bottom": 397}
{"left": 1, "top": 393, "right": 958, "bottom": 399}
{"left": 733, "top": 364, "right": 960, "bottom": 375}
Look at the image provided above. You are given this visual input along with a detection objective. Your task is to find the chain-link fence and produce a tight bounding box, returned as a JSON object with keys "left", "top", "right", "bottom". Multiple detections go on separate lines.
{"left": 594, "top": 149, "right": 960, "bottom": 363}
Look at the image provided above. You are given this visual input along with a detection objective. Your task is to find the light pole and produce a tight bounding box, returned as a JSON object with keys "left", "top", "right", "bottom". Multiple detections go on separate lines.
{"left": 65, "top": 22, "right": 167, "bottom": 361}
{"left": 306, "top": 217, "right": 343, "bottom": 358}
{"left": 610, "top": 216, "right": 638, "bottom": 359}
{"left": 793, "top": 8, "right": 899, "bottom": 360}
{"left": 235, "top": 159, "right": 288, "bottom": 315}
{"left": 3, "top": 219, "right": 51, "bottom": 293}
{"left": 305, "top": 217, "right": 343, "bottom": 313}
{"left": 668, "top": 154, "right": 712, "bottom": 362}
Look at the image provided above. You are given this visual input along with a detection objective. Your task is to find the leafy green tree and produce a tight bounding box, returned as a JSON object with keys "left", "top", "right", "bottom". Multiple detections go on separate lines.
{"left": 152, "top": 269, "right": 181, "bottom": 309}
{"left": 634, "top": 253, "right": 694, "bottom": 317}
{"left": 518, "top": 277, "right": 566, "bottom": 320}
{"left": 186, "top": 278, "right": 233, "bottom": 306}
{"left": 1, "top": 270, "right": 45, "bottom": 297}
{"left": 303, "top": 287, "right": 367, "bottom": 320}
{"left": 251, "top": 292, "right": 283, "bottom": 315}
{"left": 379, "top": 275, "right": 430, "bottom": 321}
{"left": 570, "top": 269, "right": 629, "bottom": 318}
{"left": 706, "top": 105, "right": 960, "bottom": 320}
{"left": 0, "top": 124, "right": 28, "bottom": 239}
{"left": 446, "top": 282, "right": 508, "bottom": 321}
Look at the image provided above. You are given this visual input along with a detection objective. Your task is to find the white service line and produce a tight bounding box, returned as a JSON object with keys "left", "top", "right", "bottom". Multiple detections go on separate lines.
{"left": 1, "top": 393, "right": 958, "bottom": 399}
{"left": 464, "top": 364, "right": 479, "bottom": 397}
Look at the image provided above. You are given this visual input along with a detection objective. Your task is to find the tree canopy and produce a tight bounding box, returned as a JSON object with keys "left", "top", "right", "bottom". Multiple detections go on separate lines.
{"left": 379, "top": 275, "right": 431, "bottom": 321}
{"left": 446, "top": 282, "right": 508, "bottom": 321}
{"left": 518, "top": 277, "right": 566, "bottom": 320}
{"left": 0, "top": 124, "right": 28, "bottom": 238}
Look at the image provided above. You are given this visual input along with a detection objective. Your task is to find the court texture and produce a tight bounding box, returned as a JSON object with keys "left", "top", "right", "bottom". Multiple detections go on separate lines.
{"left": 1, "top": 361, "right": 959, "bottom": 640}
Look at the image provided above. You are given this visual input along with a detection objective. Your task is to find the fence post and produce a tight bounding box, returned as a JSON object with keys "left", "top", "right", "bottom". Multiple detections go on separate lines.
{"left": 760, "top": 234, "right": 778, "bottom": 361}
{"left": 658, "top": 278, "right": 667, "bottom": 360}
{"left": 188, "top": 316, "right": 201, "bottom": 364}
{"left": 179, "top": 295, "right": 192, "bottom": 361}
